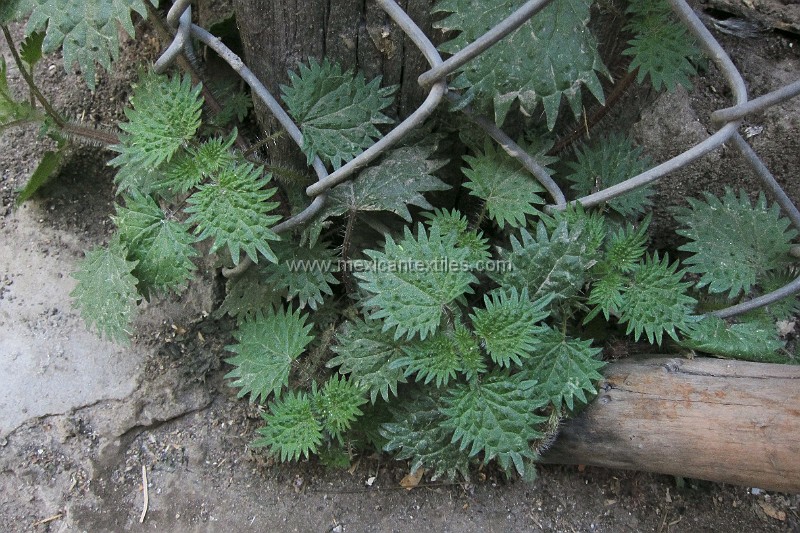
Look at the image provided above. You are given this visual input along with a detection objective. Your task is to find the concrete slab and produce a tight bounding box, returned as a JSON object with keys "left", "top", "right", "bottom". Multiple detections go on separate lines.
{"left": 0, "top": 205, "right": 145, "bottom": 438}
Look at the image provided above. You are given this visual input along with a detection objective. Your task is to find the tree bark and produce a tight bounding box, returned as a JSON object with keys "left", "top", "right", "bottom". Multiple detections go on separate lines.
{"left": 232, "top": 0, "right": 435, "bottom": 159}
{"left": 542, "top": 357, "right": 800, "bottom": 493}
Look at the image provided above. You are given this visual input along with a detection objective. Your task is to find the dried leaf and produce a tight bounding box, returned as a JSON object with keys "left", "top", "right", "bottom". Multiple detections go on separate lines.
{"left": 400, "top": 468, "right": 425, "bottom": 490}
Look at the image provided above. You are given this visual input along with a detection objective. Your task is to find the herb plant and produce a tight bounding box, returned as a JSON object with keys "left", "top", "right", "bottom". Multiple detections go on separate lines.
{"left": 2, "top": 0, "right": 797, "bottom": 481}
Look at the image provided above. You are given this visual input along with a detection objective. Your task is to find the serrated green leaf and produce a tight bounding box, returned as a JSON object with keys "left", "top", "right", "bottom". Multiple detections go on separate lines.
{"left": 224, "top": 308, "right": 314, "bottom": 403}
{"left": 381, "top": 390, "right": 471, "bottom": 481}
{"left": 19, "top": 30, "right": 44, "bottom": 67}
{"left": 304, "top": 142, "right": 449, "bottom": 245}
{"left": 423, "top": 208, "right": 491, "bottom": 265}
{"left": 619, "top": 252, "right": 697, "bottom": 344}
{"left": 0, "top": 57, "right": 41, "bottom": 132}
{"left": 441, "top": 371, "right": 548, "bottom": 476}
{"left": 470, "top": 287, "right": 549, "bottom": 368}
{"left": 565, "top": 134, "right": 653, "bottom": 218}
{"left": 261, "top": 240, "right": 339, "bottom": 310}
{"left": 492, "top": 220, "right": 595, "bottom": 307}
{"left": 185, "top": 162, "right": 281, "bottom": 265}
{"left": 585, "top": 270, "right": 625, "bottom": 322}
{"left": 327, "top": 317, "right": 408, "bottom": 403}
{"left": 434, "top": 0, "right": 606, "bottom": 128}
{"left": 70, "top": 239, "right": 139, "bottom": 343}
{"left": 111, "top": 74, "right": 202, "bottom": 170}
{"left": 154, "top": 133, "right": 237, "bottom": 197}
{"left": 462, "top": 141, "right": 546, "bottom": 228}
{"left": 311, "top": 375, "right": 368, "bottom": 444}
{"left": 355, "top": 223, "right": 477, "bottom": 340}
{"left": 674, "top": 188, "right": 796, "bottom": 299}
{"left": 624, "top": 0, "right": 700, "bottom": 91}
{"left": 113, "top": 193, "right": 197, "bottom": 296}
{"left": 15, "top": 147, "right": 65, "bottom": 205}
{"left": 281, "top": 58, "right": 396, "bottom": 169}
{"left": 24, "top": 0, "right": 158, "bottom": 89}
{"left": 524, "top": 327, "right": 604, "bottom": 410}
{"left": 392, "top": 324, "right": 481, "bottom": 387}
{"left": 679, "top": 316, "right": 787, "bottom": 363}
{"left": 253, "top": 390, "right": 323, "bottom": 462}
{"left": 602, "top": 216, "right": 650, "bottom": 274}
{"left": 215, "top": 265, "right": 285, "bottom": 323}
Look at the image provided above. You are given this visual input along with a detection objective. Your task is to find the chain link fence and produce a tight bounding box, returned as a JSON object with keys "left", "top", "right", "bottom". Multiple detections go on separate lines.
{"left": 155, "top": 0, "right": 800, "bottom": 319}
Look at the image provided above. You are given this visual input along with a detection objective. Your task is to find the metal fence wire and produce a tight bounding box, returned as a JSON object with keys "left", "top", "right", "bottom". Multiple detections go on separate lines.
{"left": 155, "top": 0, "right": 800, "bottom": 319}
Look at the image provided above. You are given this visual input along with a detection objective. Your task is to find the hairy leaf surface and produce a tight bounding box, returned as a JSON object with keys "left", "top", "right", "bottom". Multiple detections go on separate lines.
{"left": 381, "top": 390, "right": 471, "bottom": 481}
{"left": 327, "top": 317, "right": 408, "bottom": 403}
{"left": 253, "top": 391, "right": 322, "bottom": 461}
{"left": 114, "top": 193, "right": 197, "bottom": 296}
{"left": 305, "top": 142, "right": 449, "bottom": 245}
{"left": 524, "top": 327, "right": 604, "bottom": 410}
{"left": 225, "top": 308, "right": 314, "bottom": 403}
{"left": 462, "top": 141, "right": 546, "bottom": 228}
{"left": 624, "top": 0, "right": 700, "bottom": 91}
{"left": 356, "top": 224, "right": 477, "bottom": 340}
{"left": 392, "top": 324, "right": 482, "bottom": 387}
{"left": 470, "top": 288, "right": 549, "bottom": 368}
{"left": 675, "top": 189, "right": 796, "bottom": 298}
{"left": 679, "top": 316, "right": 787, "bottom": 363}
{"left": 441, "top": 371, "right": 547, "bottom": 476}
{"left": 565, "top": 135, "right": 653, "bottom": 218}
{"left": 434, "top": 0, "right": 606, "bottom": 128}
{"left": 619, "top": 253, "right": 696, "bottom": 344}
{"left": 110, "top": 74, "right": 203, "bottom": 193}
{"left": 492, "top": 220, "right": 594, "bottom": 306}
{"left": 423, "top": 208, "right": 491, "bottom": 265}
{"left": 281, "top": 58, "right": 396, "bottom": 169}
{"left": 24, "top": 0, "right": 157, "bottom": 88}
{"left": 262, "top": 240, "right": 339, "bottom": 310}
{"left": 312, "top": 375, "right": 368, "bottom": 443}
{"left": 71, "top": 240, "right": 139, "bottom": 342}
{"left": 186, "top": 162, "right": 281, "bottom": 265}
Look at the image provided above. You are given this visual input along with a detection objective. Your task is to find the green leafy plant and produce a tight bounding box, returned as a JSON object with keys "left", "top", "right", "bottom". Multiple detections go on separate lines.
{"left": 674, "top": 188, "right": 797, "bottom": 298}
{"left": 433, "top": 0, "right": 607, "bottom": 128}
{"left": 5, "top": 0, "right": 798, "bottom": 486}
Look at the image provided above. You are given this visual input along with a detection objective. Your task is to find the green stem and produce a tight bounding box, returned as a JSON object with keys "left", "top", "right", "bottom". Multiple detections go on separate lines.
{"left": 0, "top": 115, "right": 45, "bottom": 133}
{"left": 471, "top": 201, "right": 488, "bottom": 231}
{"left": 340, "top": 209, "right": 357, "bottom": 296}
{"left": 1, "top": 24, "right": 67, "bottom": 129}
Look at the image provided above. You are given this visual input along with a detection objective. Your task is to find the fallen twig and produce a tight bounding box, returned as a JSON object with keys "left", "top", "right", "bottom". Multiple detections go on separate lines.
{"left": 31, "top": 513, "right": 62, "bottom": 527}
{"left": 140, "top": 465, "right": 149, "bottom": 524}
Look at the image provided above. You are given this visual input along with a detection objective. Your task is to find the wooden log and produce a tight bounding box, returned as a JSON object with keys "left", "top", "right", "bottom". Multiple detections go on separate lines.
{"left": 542, "top": 357, "right": 800, "bottom": 493}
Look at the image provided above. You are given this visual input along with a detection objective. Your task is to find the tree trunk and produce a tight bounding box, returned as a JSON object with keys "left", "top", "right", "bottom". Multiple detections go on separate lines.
{"left": 542, "top": 357, "right": 800, "bottom": 493}
{"left": 232, "top": 0, "right": 435, "bottom": 170}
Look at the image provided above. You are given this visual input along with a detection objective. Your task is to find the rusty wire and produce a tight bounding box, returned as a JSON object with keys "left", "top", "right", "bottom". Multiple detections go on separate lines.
{"left": 154, "top": 0, "right": 800, "bottom": 318}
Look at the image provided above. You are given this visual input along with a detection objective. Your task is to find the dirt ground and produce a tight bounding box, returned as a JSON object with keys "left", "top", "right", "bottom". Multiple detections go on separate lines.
{"left": 1, "top": 5, "right": 799, "bottom": 532}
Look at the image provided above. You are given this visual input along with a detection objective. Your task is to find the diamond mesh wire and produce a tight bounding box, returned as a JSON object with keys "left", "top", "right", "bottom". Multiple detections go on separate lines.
{"left": 155, "top": 0, "right": 800, "bottom": 318}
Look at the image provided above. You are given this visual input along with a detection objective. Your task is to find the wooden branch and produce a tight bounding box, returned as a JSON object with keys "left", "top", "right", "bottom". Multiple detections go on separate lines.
{"left": 542, "top": 357, "right": 800, "bottom": 493}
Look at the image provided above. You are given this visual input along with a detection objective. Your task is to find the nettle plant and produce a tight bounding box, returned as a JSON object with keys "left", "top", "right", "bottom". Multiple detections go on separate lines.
{"left": 2, "top": 0, "right": 798, "bottom": 479}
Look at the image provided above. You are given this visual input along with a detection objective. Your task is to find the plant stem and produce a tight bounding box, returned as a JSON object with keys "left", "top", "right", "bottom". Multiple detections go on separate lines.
{"left": 340, "top": 209, "right": 357, "bottom": 296}
{"left": 1, "top": 24, "right": 67, "bottom": 129}
{"left": 62, "top": 122, "right": 119, "bottom": 145}
{"left": 471, "top": 201, "right": 488, "bottom": 231}
{"left": 547, "top": 66, "right": 639, "bottom": 156}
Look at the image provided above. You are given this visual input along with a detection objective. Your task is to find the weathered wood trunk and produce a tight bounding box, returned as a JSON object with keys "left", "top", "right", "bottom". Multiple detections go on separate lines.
{"left": 543, "top": 357, "right": 800, "bottom": 493}
{"left": 233, "top": 0, "right": 434, "bottom": 148}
